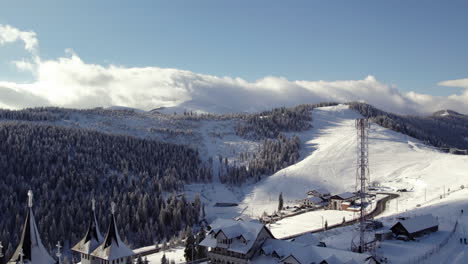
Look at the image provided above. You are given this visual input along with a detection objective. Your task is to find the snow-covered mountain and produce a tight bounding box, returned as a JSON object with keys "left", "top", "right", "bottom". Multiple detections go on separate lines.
{"left": 1, "top": 102, "right": 467, "bottom": 262}
{"left": 233, "top": 105, "right": 468, "bottom": 216}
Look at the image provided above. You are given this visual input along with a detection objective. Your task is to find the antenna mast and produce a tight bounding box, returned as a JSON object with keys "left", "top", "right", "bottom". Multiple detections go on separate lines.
{"left": 354, "top": 118, "right": 372, "bottom": 253}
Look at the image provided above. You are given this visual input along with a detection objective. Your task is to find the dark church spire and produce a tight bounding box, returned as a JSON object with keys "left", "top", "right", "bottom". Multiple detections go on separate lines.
{"left": 7, "top": 190, "right": 55, "bottom": 264}
{"left": 71, "top": 198, "right": 103, "bottom": 255}
{"left": 90, "top": 202, "right": 134, "bottom": 261}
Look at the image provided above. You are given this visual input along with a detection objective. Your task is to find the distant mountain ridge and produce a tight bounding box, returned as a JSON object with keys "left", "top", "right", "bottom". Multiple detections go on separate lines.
{"left": 348, "top": 102, "right": 468, "bottom": 151}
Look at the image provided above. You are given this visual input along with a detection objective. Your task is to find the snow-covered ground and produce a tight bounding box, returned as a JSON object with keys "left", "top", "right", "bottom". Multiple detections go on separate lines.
{"left": 144, "top": 246, "right": 186, "bottom": 264}
{"left": 143, "top": 104, "right": 468, "bottom": 263}
{"left": 317, "top": 187, "right": 468, "bottom": 264}
{"left": 269, "top": 210, "right": 357, "bottom": 238}
{"left": 238, "top": 104, "right": 468, "bottom": 217}
{"left": 186, "top": 104, "right": 468, "bottom": 224}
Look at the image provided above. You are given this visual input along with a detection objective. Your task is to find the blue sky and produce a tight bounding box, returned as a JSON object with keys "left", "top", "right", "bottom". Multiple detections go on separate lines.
{"left": 1, "top": 0, "right": 467, "bottom": 95}
{"left": 0, "top": 0, "right": 468, "bottom": 113}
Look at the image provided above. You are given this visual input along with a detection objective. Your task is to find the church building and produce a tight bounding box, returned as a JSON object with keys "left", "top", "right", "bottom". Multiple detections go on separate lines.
{"left": 89, "top": 202, "right": 135, "bottom": 264}
{"left": 7, "top": 190, "right": 55, "bottom": 264}
{"left": 71, "top": 198, "right": 104, "bottom": 264}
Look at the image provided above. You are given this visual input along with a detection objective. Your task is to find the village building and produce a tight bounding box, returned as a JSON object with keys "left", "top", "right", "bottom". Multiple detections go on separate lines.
{"left": 299, "top": 196, "right": 324, "bottom": 208}
{"left": 71, "top": 198, "right": 104, "bottom": 264}
{"left": 89, "top": 202, "right": 135, "bottom": 264}
{"left": 200, "top": 218, "right": 275, "bottom": 264}
{"left": 329, "top": 192, "right": 357, "bottom": 210}
{"left": 390, "top": 214, "right": 439, "bottom": 240}
{"left": 7, "top": 190, "right": 55, "bottom": 264}
{"left": 257, "top": 238, "right": 379, "bottom": 264}
{"left": 307, "top": 188, "right": 331, "bottom": 199}
{"left": 201, "top": 218, "right": 380, "bottom": 264}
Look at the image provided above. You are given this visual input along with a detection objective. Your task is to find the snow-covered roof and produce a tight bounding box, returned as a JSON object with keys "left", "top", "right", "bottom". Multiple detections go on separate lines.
{"left": 210, "top": 218, "right": 265, "bottom": 240}
{"left": 323, "top": 255, "right": 345, "bottom": 264}
{"left": 392, "top": 214, "right": 438, "bottom": 234}
{"left": 331, "top": 192, "right": 355, "bottom": 200}
{"left": 90, "top": 213, "right": 134, "bottom": 260}
{"left": 200, "top": 218, "right": 271, "bottom": 254}
{"left": 8, "top": 207, "right": 55, "bottom": 264}
{"left": 289, "top": 233, "right": 320, "bottom": 246}
{"left": 71, "top": 205, "right": 104, "bottom": 254}
{"left": 257, "top": 238, "right": 375, "bottom": 264}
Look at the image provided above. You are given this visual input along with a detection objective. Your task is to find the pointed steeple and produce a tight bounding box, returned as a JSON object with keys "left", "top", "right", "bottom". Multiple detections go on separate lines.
{"left": 71, "top": 198, "right": 104, "bottom": 255}
{"left": 90, "top": 202, "right": 134, "bottom": 261}
{"left": 8, "top": 190, "right": 55, "bottom": 264}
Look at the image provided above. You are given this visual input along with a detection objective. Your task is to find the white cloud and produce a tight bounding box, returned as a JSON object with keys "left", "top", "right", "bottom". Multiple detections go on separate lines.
{"left": 438, "top": 78, "right": 468, "bottom": 89}
{"left": 0, "top": 24, "right": 38, "bottom": 53}
{"left": 1, "top": 24, "right": 468, "bottom": 115}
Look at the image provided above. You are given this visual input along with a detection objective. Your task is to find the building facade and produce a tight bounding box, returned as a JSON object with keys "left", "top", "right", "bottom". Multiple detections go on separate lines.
{"left": 200, "top": 218, "right": 275, "bottom": 264}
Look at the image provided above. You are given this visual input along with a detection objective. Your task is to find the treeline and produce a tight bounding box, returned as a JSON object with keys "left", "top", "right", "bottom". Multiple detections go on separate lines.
{"left": 348, "top": 102, "right": 468, "bottom": 150}
{"left": 0, "top": 122, "right": 210, "bottom": 259}
{"left": 0, "top": 107, "right": 68, "bottom": 121}
{"left": 0, "top": 107, "right": 150, "bottom": 122}
{"left": 235, "top": 102, "right": 338, "bottom": 139}
{"left": 217, "top": 103, "right": 338, "bottom": 184}
{"left": 219, "top": 134, "right": 301, "bottom": 184}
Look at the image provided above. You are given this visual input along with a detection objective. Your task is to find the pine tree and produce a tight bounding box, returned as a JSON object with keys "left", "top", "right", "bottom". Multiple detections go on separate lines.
{"left": 161, "top": 254, "right": 168, "bottom": 264}
{"left": 195, "top": 227, "right": 207, "bottom": 259}
{"left": 278, "top": 192, "right": 284, "bottom": 211}
{"left": 184, "top": 227, "right": 195, "bottom": 262}
{"left": 136, "top": 256, "right": 144, "bottom": 264}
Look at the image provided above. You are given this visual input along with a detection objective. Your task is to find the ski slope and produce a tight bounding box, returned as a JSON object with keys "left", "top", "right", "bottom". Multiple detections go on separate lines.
{"left": 146, "top": 104, "right": 468, "bottom": 263}
{"left": 239, "top": 104, "right": 468, "bottom": 216}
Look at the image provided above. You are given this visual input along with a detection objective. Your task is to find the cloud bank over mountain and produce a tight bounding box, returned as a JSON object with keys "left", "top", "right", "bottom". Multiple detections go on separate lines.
{"left": 1, "top": 24, "right": 468, "bottom": 115}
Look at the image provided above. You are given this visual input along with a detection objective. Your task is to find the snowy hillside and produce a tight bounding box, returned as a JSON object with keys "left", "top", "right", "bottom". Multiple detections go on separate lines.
{"left": 233, "top": 104, "right": 468, "bottom": 217}
{"left": 145, "top": 104, "right": 468, "bottom": 264}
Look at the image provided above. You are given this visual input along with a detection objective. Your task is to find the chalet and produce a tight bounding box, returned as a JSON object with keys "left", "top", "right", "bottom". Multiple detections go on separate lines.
{"left": 201, "top": 218, "right": 380, "bottom": 264}
{"left": 257, "top": 238, "right": 379, "bottom": 264}
{"left": 89, "top": 202, "right": 135, "bottom": 264}
{"left": 7, "top": 190, "right": 55, "bottom": 264}
{"left": 200, "top": 218, "right": 275, "bottom": 264}
{"left": 307, "top": 188, "right": 331, "bottom": 199}
{"left": 390, "top": 214, "right": 438, "bottom": 240}
{"left": 71, "top": 199, "right": 104, "bottom": 264}
{"left": 299, "top": 196, "right": 324, "bottom": 208}
{"left": 329, "top": 192, "right": 357, "bottom": 210}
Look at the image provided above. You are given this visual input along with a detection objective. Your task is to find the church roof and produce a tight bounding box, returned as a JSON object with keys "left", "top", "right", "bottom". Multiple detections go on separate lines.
{"left": 8, "top": 191, "right": 55, "bottom": 264}
{"left": 71, "top": 200, "right": 104, "bottom": 254}
{"left": 90, "top": 204, "right": 134, "bottom": 260}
